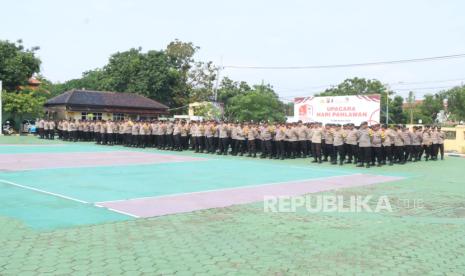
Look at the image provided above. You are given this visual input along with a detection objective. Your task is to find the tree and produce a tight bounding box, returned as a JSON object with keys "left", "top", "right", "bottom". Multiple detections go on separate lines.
{"left": 284, "top": 102, "right": 294, "bottom": 117}
{"left": 50, "top": 70, "right": 106, "bottom": 97}
{"left": 51, "top": 40, "right": 216, "bottom": 108}
{"left": 389, "top": 95, "right": 406, "bottom": 124}
{"left": 416, "top": 94, "right": 443, "bottom": 124}
{"left": 193, "top": 102, "right": 222, "bottom": 120}
{"left": 444, "top": 85, "right": 465, "bottom": 121}
{"left": 165, "top": 40, "right": 217, "bottom": 106}
{"left": 0, "top": 39, "right": 41, "bottom": 91}
{"left": 166, "top": 39, "right": 198, "bottom": 71}
{"left": 317, "top": 77, "right": 393, "bottom": 123}
{"left": 216, "top": 77, "right": 250, "bottom": 105}
{"left": 100, "top": 48, "right": 178, "bottom": 106}
{"left": 186, "top": 61, "right": 217, "bottom": 103}
{"left": 318, "top": 77, "right": 388, "bottom": 96}
{"left": 2, "top": 90, "right": 46, "bottom": 127}
{"left": 226, "top": 84, "right": 286, "bottom": 122}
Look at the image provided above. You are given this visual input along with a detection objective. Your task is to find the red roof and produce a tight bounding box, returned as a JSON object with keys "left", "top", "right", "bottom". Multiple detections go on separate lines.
{"left": 28, "top": 77, "right": 42, "bottom": 85}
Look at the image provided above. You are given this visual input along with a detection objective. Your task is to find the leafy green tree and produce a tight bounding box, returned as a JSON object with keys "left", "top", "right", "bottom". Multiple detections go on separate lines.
{"left": 2, "top": 91, "right": 46, "bottom": 127}
{"left": 186, "top": 61, "right": 217, "bottom": 103}
{"left": 0, "top": 39, "right": 41, "bottom": 91}
{"left": 317, "top": 77, "right": 393, "bottom": 123}
{"left": 166, "top": 39, "right": 198, "bottom": 71}
{"left": 49, "top": 70, "right": 106, "bottom": 97}
{"left": 100, "top": 48, "right": 178, "bottom": 106}
{"left": 389, "top": 95, "right": 406, "bottom": 124}
{"left": 226, "top": 84, "right": 286, "bottom": 122}
{"left": 193, "top": 102, "right": 222, "bottom": 120}
{"left": 416, "top": 93, "right": 443, "bottom": 123}
{"left": 165, "top": 40, "right": 217, "bottom": 106}
{"left": 216, "top": 77, "right": 250, "bottom": 105}
{"left": 284, "top": 102, "right": 294, "bottom": 117}
{"left": 50, "top": 40, "right": 216, "bottom": 108}
{"left": 318, "top": 77, "right": 388, "bottom": 96}
{"left": 444, "top": 85, "right": 465, "bottom": 121}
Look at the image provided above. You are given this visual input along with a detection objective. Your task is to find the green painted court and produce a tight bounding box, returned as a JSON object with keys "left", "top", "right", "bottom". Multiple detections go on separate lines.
{"left": 0, "top": 140, "right": 361, "bottom": 230}
{"left": 1, "top": 136, "right": 465, "bottom": 275}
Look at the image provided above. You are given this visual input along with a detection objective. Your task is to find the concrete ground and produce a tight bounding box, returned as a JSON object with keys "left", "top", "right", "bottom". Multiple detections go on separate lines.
{"left": 1, "top": 136, "right": 464, "bottom": 275}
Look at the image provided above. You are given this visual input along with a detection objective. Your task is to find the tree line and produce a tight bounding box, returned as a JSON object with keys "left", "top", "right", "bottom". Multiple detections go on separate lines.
{"left": 1, "top": 39, "right": 465, "bottom": 126}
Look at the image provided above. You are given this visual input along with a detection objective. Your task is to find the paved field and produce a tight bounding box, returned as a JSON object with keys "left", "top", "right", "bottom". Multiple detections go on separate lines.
{"left": 1, "top": 136, "right": 464, "bottom": 275}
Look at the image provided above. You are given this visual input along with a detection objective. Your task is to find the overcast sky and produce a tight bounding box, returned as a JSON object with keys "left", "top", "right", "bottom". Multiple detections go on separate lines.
{"left": 2, "top": 0, "right": 465, "bottom": 100}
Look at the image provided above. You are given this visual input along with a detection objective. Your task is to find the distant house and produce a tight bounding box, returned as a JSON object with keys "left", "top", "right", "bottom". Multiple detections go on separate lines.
{"left": 18, "top": 77, "right": 48, "bottom": 93}
{"left": 402, "top": 99, "right": 423, "bottom": 109}
{"left": 44, "top": 89, "right": 169, "bottom": 121}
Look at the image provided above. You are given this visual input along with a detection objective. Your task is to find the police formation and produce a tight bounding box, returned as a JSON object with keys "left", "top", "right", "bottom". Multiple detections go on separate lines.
{"left": 37, "top": 119, "right": 445, "bottom": 168}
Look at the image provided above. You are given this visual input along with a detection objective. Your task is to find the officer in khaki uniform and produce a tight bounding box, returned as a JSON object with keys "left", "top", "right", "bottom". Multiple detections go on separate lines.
{"left": 260, "top": 122, "right": 273, "bottom": 159}
{"left": 38, "top": 119, "right": 45, "bottom": 139}
{"left": 306, "top": 123, "right": 314, "bottom": 157}
{"left": 173, "top": 121, "right": 182, "bottom": 151}
{"left": 371, "top": 124, "right": 383, "bottom": 167}
{"left": 204, "top": 121, "right": 214, "bottom": 153}
{"left": 181, "top": 121, "right": 189, "bottom": 150}
{"left": 345, "top": 124, "right": 358, "bottom": 164}
{"left": 393, "top": 125, "right": 405, "bottom": 164}
{"left": 381, "top": 124, "right": 395, "bottom": 165}
{"left": 401, "top": 126, "right": 413, "bottom": 162}
{"left": 233, "top": 123, "right": 246, "bottom": 156}
{"left": 274, "top": 123, "right": 286, "bottom": 160}
{"left": 323, "top": 124, "right": 335, "bottom": 163}
{"left": 297, "top": 122, "right": 308, "bottom": 158}
{"left": 311, "top": 123, "right": 323, "bottom": 163}
{"left": 437, "top": 127, "right": 445, "bottom": 160}
{"left": 412, "top": 126, "right": 423, "bottom": 161}
{"left": 247, "top": 123, "right": 258, "bottom": 157}
{"left": 333, "top": 124, "right": 345, "bottom": 165}
{"left": 356, "top": 122, "right": 372, "bottom": 168}
{"left": 431, "top": 126, "right": 441, "bottom": 160}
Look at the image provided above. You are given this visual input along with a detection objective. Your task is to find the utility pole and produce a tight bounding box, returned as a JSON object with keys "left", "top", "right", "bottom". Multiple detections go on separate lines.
{"left": 384, "top": 83, "right": 390, "bottom": 125}
{"left": 0, "top": 80, "right": 3, "bottom": 136}
{"left": 213, "top": 56, "right": 223, "bottom": 102}
{"left": 408, "top": 91, "right": 415, "bottom": 125}
{"left": 386, "top": 93, "right": 389, "bottom": 125}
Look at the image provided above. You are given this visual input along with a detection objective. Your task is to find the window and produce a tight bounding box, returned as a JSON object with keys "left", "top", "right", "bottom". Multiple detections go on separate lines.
{"left": 81, "top": 112, "right": 88, "bottom": 120}
{"left": 444, "top": 131, "right": 456, "bottom": 140}
{"left": 92, "top": 113, "right": 102, "bottom": 121}
{"left": 112, "top": 113, "right": 125, "bottom": 121}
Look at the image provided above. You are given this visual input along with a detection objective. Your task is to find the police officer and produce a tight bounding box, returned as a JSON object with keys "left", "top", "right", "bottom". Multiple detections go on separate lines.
{"left": 412, "top": 126, "right": 423, "bottom": 161}
{"left": 345, "top": 124, "right": 358, "bottom": 164}
{"left": 421, "top": 125, "right": 432, "bottom": 161}
{"left": 260, "top": 122, "right": 273, "bottom": 159}
{"left": 48, "top": 120, "right": 56, "bottom": 140}
{"left": 333, "top": 124, "right": 345, "bottom": 165}
{"left": 247, "top": 123, "right": 258, "bottom": 158}
{"left": 218, "top": 121, "right": 229, "bottom": 155}
{"left": 38, "top": 119, "right": 45, "bottom": 139}
{"left": 173, "top": 120, "right": 182, "bottom": 151}
{"left": 371, "top": 124, "right": 383, "bottom": 167}
{"left": 274, "top": 123, "right": 286, "bottom": 160}
{"left": 381, "top": 124, "right": 395, "bottom": 166}
{"left": 311, "top": 123, "right": 323, "bottom": 163}
{"left": 437, "top": 126, "right": 445, "bottom": 160}
{"left": 356, "top": 122, "right": 372, "bottom": 168}
{"left": 297, "top": 122, "right": 308, "bottom": 158}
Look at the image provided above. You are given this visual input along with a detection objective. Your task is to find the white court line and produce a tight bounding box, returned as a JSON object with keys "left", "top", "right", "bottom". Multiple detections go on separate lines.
{"left": 0, "top": 179, "right": 140, "bottom": 218}
{"left": 96, "top": 173, "right": 363, "bottom": 204}
{"left": 94, "top": 203, "right": 140, "bottom": 218}
{"left": 0, "top": 179, "right": 89, "bottom": 204}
